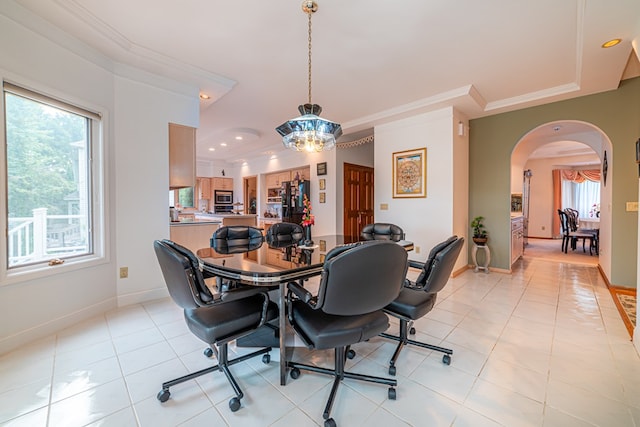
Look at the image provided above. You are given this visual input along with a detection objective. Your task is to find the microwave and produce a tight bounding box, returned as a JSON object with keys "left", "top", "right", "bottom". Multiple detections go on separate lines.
{"left": 214, "top": 190, "right": 233, "bottom": 205}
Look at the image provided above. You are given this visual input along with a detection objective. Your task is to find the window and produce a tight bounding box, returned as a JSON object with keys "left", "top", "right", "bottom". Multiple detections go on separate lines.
{"left": 3, "top": 82, "right": 102, "bottom": 270}
{"left": 562, "top": 179, "right": 600, "bottom": 218}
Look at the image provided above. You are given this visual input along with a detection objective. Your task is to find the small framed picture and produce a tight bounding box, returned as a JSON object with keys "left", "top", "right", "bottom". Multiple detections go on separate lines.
{"left": 319, "top": 178, "right": 326, "bottom": 190}
{"left": 317, "top": 162, "right": 327, "bottom": 176}
{"left": 319, "top": 192, "right": 326, "bottom": 203}
{"left": 320, "top": 254, "right": 326, "bottom": 263}
{"left": 319, "top": 240, "right": 326, "bottom": 251}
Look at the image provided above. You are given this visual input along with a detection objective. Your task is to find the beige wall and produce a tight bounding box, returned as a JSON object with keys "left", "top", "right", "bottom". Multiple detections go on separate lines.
{"left": 470, "top": 77, "right": 640, "bottom": 287}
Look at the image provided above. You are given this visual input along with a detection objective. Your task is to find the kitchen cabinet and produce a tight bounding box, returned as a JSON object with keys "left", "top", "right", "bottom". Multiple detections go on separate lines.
{"left": 266, "top": 172, "right": 291, "bottom": 189}
{"left": 212, "top": 177, "right": 233, "bottom": 191}
{"left": 196, "top": 177, "right": 211, "bottom": 200}
{"left": 168, "top": 123, "right": 196, "bottom": 189}
{"left": 511, "top": 216, "right": 524, "bottom": 265}
{"left": 290, "top": 167, "right": 310, "bottom": 181}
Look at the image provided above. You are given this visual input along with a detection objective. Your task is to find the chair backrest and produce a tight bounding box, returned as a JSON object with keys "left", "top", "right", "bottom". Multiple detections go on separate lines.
{"left": 361, "top": 223, "right": 404, "bottom": 242}
{"left": 154, "top": 240, "right": 213, "bottom": 309}
{"left": 558, "top": 209, "right": 570, "bottom": 235}
{"left": 564, "top": 208, "right": 579, "bottom": 231}
{"left": 265, "top": 222, "right": 304, "bottom": 248}
{"left": 211, "top": 226, "right": 264, "bottom": 254}
{"left": 315, "top": 240, "right": 408, "bottom": 316}
{"left": 415, "top": 236, "right": 458, "bottom": 285}
{"left": 421, "top": 237, "right": 464, "bottom": 294}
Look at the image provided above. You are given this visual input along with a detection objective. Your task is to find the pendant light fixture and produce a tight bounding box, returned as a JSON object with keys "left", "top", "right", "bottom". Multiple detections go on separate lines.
{"left": 276, "top": 0, "right": 342, "bottom": 153}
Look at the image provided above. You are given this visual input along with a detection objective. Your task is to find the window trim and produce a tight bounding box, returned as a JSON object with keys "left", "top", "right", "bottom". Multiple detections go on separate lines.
{"left": 0, "top": 79, "right": 108, "bottom": 285}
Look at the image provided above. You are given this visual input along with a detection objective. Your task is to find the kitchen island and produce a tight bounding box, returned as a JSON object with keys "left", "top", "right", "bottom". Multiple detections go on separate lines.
{"left": 170, "top": 219, "right": 222, "bottom": 254}
{"left": 195, "top": 213, "right": 258, "bottom": 227}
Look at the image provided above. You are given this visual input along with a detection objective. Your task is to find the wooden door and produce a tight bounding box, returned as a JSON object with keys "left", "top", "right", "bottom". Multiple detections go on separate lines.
{"left": 343, "top": 163, "right": 374, "bottom": 238}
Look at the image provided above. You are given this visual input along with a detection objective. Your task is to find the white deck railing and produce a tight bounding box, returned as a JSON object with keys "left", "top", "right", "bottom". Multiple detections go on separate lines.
{"left": 8, "top": 208, "right": 88, "bottom": 266}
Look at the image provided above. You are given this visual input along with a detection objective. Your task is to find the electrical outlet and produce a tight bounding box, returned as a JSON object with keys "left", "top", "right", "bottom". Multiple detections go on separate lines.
{"left": 626, "top": 202, "right": 638, "bottom": 212}
{"left": 380, "top": 203, "right": 389, "bottom": 210}
{"left": 415, "top": 246, "right": 420, "bottom": 254}
{"left": 119, "top": 267, "right": 128, "bottom": 279}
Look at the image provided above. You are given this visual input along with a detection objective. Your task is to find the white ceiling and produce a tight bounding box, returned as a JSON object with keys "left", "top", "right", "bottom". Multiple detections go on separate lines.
{"left": 8, "top": 0, "right": 640, "bottom": 163}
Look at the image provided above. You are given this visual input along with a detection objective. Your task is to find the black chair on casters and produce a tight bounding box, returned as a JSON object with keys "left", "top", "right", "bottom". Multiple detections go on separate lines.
{"left": 265, "top": 222, "right": 304, "bottom": 247}
{"left": 153, "top": 239, "right": 278, "bottom": 412}
{"left": 380, "top": 236, "right": 464, "bottom": 375}
{"left": 360, "top": 223, "right": 404, "bottom": 241}
{"left": 286, "top": 240, "right": 409, "bottom": 427}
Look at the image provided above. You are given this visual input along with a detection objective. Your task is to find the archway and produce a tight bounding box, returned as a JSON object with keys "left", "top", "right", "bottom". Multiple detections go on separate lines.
{"left": 510, "top": 120, "right": 613, "bottom": 276}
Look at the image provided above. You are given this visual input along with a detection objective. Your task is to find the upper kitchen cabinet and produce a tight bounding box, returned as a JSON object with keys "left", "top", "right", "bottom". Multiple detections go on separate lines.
{"left": 169, "top": 123, "right": 196, "bottom": 189}
{"left": 265, "top": 171, "right": 292, "bottom": 189}
{"left": 212, "top": 177, "right": 233, "bottom": 191}
{"left": 196, "top": 177, "right": 211, "bottom": 200}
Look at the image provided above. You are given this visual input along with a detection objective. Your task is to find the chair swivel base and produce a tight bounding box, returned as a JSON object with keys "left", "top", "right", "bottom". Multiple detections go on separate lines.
{"left": 286, "top": 346, "right": 396, "bottom": 427}
{"left": 380, "top": 320, "right": 453, "bottom": 375}
{"left": 157, "top": 344, "right": 271, "bottom": 412}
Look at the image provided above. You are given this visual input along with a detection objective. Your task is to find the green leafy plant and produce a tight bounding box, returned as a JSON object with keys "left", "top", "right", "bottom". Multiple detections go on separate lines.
{"left": 471, "top": 216, "right": 488, "bottom": 238}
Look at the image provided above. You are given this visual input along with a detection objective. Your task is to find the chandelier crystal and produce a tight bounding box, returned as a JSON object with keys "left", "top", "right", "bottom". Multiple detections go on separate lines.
{"left": 276, "top": 1, "right": 342, "bottom": 152}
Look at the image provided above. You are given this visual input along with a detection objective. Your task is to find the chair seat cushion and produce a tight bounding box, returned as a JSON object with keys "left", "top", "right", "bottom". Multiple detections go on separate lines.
{"left": 385, "top": 288, "right": 436, "bottom": 320}
{"left": 291, "top": 301, "right": 389, "bottom": 350}
{"left": 185, "top": 294, "right": 278, "bottom": 344}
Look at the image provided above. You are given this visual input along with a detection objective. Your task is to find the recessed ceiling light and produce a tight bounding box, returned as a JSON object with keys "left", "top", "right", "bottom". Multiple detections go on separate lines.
{"left": 601, "top": 38, "right": 622, "bottom": 48}
{"left": 220, "top": 142, "right": 227, "bottom": 147}
{"left": 270, "top": 154, "right": 277, "bottom": 159}
{"left": 208, "top": 147, "right": 215, "bottom": 151}
{"left": 199, "top": 93, "right": 210, "bottom": 100}
{"left": 235, "top": 136, "right": 243, "bottom": 140}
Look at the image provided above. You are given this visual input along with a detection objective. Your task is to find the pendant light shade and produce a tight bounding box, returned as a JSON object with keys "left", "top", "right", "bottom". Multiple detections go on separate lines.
{"left": 276, "top": 1, "right": 342, "bottom": 153}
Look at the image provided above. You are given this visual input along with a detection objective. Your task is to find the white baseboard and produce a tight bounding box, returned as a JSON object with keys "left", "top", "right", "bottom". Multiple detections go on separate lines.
{"left": 117, "top": 286, "right": 169, "bottom": 307}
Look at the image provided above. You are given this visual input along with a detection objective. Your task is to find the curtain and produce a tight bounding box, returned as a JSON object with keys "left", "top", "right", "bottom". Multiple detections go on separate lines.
{"left": 558, "top": 169, "right": 601, "bottom": 218}
{"left": 560, "top": 169, "right": 601, "bottom": 183}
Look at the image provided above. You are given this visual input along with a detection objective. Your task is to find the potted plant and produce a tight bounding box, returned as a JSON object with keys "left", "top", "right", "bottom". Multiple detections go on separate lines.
{"left": 471, "top": 216, "right": 488, "bottom": 245}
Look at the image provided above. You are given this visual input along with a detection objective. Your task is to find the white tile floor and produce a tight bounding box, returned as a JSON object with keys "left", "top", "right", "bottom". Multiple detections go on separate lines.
{"left": 1, "top": 257, "right": 639, "bottom": 427}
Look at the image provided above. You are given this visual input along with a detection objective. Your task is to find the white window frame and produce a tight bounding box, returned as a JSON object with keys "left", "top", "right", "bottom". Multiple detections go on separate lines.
{"left": 0, "top": 78, "right": 108, "bottom": 285}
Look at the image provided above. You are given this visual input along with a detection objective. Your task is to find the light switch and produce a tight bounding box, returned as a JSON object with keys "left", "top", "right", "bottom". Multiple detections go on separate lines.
{"left": 380, "top": 203, "right": 388, "bottom": 210}
{"left": 626, "top": 202, "right": 638, "bottom": 212}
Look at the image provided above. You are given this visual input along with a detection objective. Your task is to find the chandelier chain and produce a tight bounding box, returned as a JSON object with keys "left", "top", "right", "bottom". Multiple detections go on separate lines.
{"left": 307, "top": 11, "right": 312, "bottom": 105}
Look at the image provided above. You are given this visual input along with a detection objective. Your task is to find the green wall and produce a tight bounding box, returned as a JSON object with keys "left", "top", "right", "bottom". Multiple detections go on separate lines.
{"left": 469, "top": 77, "right": 640, "bottom": 287}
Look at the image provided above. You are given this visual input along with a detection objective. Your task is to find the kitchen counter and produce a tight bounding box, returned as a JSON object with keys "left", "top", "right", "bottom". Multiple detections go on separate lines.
{"left": 170, "top": 219, "right": 222, "bottom": 226}
{"left": 199, "top": 213, "right": 258, "bottom": 227}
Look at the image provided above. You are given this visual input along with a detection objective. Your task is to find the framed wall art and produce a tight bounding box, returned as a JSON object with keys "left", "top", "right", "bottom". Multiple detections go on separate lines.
{"left": 392, "top": 147, "right": 427, "bottom": 198}
{"left": 319, "top": 178, "right": 326, "bottom": 190}
{"left": 319, "top": 192, "right": 326, "bottom": 203}
{"left": 317, "top": 162, "right": 327, "bottom": 176}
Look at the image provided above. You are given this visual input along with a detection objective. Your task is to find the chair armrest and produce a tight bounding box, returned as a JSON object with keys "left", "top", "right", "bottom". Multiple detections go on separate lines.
{"left": 408, "top": 259, "right": 425, "bottom": 270}
{"left": 220, "top": 286, "right": 266, "bottom": 302}
{"left": 403, "top": 278, "right": 423, "bottom": 290}
{"left": 287, "top": 281, "right": 313, "bottom": 304}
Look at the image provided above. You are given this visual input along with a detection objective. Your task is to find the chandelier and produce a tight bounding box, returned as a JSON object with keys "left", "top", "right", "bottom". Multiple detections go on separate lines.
{"left": 276, "top": 0, "right": 342, "bottom": 153}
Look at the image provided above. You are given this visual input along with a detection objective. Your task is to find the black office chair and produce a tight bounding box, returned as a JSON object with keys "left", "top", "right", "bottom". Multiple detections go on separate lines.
{"left": 153, "top": 239, "right": 278, "bottom": 412}
{"left": 211, "top": 225, "right": 264, "bottom": 254}
{"left": 265, "top": 222, "right": 304, "bottom": 248}
{"left": 286, "top": 240, "right": 409, "bottom": 427}
{"left": 380, "top": 236, "right": 464, "bottom": 375}
{"left": 360, "top": 223, "right": 404, "bottom": 241}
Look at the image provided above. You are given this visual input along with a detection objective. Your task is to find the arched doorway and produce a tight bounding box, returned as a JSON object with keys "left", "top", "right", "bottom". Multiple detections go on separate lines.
{"left": 510, "top": 120, "right": 612, "bottom": 275}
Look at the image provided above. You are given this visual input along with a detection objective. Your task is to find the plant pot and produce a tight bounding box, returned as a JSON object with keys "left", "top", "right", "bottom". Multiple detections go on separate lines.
{"left": 303, "top": 225, "right": 314, "bottom": 246}
{"left": 473, "top": 236, "right": 488, "bottom": 246}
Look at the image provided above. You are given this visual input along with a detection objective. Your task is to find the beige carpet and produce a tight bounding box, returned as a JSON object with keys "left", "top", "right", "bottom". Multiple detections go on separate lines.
{"left": 523, "top": 237, "right": 598, "bottom": 266}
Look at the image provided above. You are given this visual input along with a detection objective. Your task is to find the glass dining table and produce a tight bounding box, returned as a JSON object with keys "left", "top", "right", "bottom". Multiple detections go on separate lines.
{"left": 200, "top": 234, "right": 414, "bottom": 385}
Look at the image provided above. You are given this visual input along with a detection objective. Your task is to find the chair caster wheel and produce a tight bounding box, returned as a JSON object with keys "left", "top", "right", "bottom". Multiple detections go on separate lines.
{"left": 409, "top": 327, "right": 416, "bottom": 335}
{"left": 204, "top": 347, "right": 213, "bottom": 358}
{"left": 229, "top": 397, "right": 241, "bottom": 412}
{"left": 324, "top": 418, "right": 337, "bottom": 427}
{"left": 389, "top": 365, "right": 396, "bottom": 376}
{"left": 388, "top": 387, "right": 397, "bottom": 400}
{"left": 157, "top": 389, "right": 170, "bottom": 403}
{"left": 443, "top": 354, "right": 451, "bottom": 365}
{"left": 346, "top": 349, "right": 356, "bottom": 359}
{"left": 290, "top": 367, "right": 301, "bottom": 379}
{"left": 262, "top": 354, "right": 271, "bottom": 364}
